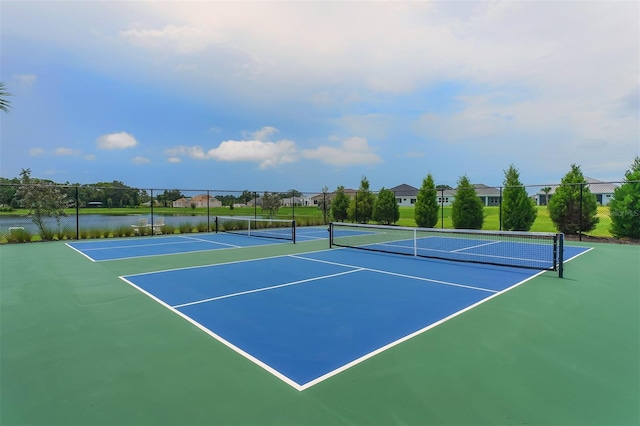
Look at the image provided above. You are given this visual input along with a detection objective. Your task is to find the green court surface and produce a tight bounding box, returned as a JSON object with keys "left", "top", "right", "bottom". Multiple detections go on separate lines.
{"left": 1, "top": 237, "right": 638, "bottom": 425}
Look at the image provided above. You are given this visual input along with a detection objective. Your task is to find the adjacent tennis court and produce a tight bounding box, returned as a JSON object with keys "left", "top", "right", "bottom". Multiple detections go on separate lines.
{"left": 1, "top": 223, "right": 638, "bottom": 425}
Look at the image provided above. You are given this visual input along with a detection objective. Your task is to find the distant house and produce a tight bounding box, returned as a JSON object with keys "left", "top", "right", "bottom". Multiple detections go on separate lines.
{"left": 389, "top": 184, "right": 419, "bottom": 207}
{"left": 87, "top": 201, "right": 103, "bottom": 208}
{"left": 437, "top": 184, "right": 502, "bottom": 207}
{"left": 310, "top": 188, "right": 358, "bottom": 208}
{"left": 535, "top": 177, "right": 618, "bottom": 206}
{"left": 173, "top": 194, "right": 222, "bottom": 208}
{"left": 281, "top": 196, "right": 311, "bottom": 207}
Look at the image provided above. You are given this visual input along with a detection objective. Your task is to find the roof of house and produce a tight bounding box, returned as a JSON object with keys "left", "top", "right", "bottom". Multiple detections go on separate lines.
{"left": 536, "top": 177, "right": 618, "bottom": 195}
{"left": 389, "top": 184, "right": 418, "bottom": 196}
{"left": 442, "top": 184, "right": 501, "bottom": 197}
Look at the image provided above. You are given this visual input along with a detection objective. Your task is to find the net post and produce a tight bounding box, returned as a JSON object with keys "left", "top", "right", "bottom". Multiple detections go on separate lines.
{"left": 558, "top": 233, "right": 564, "bottom": 278}
{"left": 329, "top": 223, "right": 333, "bottom": 248}
{"left": 413, "top": 228, "right": 417, "bottom": 257}
{"left": 214, "top": 216, "right": 219, "bottom": 233}
{"left": 292, "top": 220, "right": 296, "bottom": 244}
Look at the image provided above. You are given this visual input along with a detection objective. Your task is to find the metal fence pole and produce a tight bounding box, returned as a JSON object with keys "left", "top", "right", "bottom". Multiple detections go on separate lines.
{"left": 207, "top": 189, "right": 211, "bottom": 231}
{"left": 440, "top": 188, "right": 445, "bottom": 228}
{"left": 150, "top": 189, "right": 154, "bottom": 236}
{"left": 579, "top": 183, "right": 583, "bottom": 241}
{"left": 499, "top": 186, "right": 503, "bottom": 231}
{"left": 75, "top": 186, "right": 79, "bottom": 240}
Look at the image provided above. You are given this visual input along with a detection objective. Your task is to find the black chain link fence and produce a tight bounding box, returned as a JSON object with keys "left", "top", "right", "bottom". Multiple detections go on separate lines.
{"left": 0, "top": 181, "right": 635, "bottom": 243}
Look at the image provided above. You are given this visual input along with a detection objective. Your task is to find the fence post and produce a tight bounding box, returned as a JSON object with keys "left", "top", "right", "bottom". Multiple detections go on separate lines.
{"left": 579, "top": 183, "right": 583, "bottom": 242}
{"left": 254, "top": 192, "right": 257, "bottom": 219}
{"left": 499, "top": 186, "right": 503, "bottom": 231}
{"left": 150, "top": 189, "right": 154, "bottom": 236}
{"left": 75, "top": 186, "right": 79, "bottom": 240}
{"left": 440, "top": 188, "right": 445, "bottom": 228}
{"left": 207, "top": 190, "right": 211, "bottom": 232}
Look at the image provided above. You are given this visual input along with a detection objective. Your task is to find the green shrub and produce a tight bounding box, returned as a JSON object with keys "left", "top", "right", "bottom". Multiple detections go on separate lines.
{"left": 7, "top": 228, "right": 33, "bottom": 243}
{"left": 178, "top": 222, "right": 193, "bottom": 233}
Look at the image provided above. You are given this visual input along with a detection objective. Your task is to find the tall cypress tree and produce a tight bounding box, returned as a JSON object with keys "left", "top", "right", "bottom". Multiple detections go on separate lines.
{"left": 414, "top": 173, "right": 439, "bottom": 228}
{"left": 330, "top": 186, "right": 350, "bottom": 222}
{"left": 372, "top": 187, "right": 400, "bottom": 225}
{"left": 348, "top": 176, "right": 375, "bottom": 223}
{"left": 548, "top": 164, "right": 599, "bottom": 234}
{"left": 451, "top": 175, "right": 484, "bottom": 229}
{"left": 502, "top": 164, "right": 537, "bottom": 231}
{"left": 609, "top": 157, "right": 640, "bottom": 239}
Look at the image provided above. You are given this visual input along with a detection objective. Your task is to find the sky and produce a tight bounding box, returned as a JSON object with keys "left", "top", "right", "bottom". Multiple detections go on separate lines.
{"left": 1, "top": 1, "right": 638, "bottom": 194}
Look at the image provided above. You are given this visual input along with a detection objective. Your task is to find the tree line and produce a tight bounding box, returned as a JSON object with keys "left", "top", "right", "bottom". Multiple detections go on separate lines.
{"left": 329, "top": 159, "right": 640, "bottom": 239}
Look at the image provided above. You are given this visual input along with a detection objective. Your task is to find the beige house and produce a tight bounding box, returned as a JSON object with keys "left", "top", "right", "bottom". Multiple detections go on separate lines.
{"left": 173, "top": 195, "right": 222, "bottom": 208}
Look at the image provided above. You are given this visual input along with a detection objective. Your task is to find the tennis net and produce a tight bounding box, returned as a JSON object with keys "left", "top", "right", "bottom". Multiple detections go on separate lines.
{"left": 215, "top": 216, "right": 296, "bottom": 243}
{"left": 329, "top": 222, "right": 564, "bottom": 276}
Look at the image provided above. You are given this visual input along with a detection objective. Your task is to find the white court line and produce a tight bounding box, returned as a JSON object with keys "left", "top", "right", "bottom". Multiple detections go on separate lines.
{"left": 298, "top": 268, "right": 548, "bottom": 391}
{"left": 121, "top": 244, "right": 593, "bottom": 391}
{"left": 172, "top": 269, "right": 364, "bottom": 309}
{"left": 65, "top": 242, "right": 97, "bottom": 262}
{"left": 451, "top": 240, "right": 501, "bottom": 252}
{"left": 119, "top": 275, "right": 305, "bottom": 391}
{"left": 288, "top": 255, "right": 497, "bottom": 294}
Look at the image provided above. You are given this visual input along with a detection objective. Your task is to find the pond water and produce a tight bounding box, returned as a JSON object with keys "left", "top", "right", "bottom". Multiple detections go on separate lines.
{"left": 0, "top": 214, "right": 216, "bottom": 236}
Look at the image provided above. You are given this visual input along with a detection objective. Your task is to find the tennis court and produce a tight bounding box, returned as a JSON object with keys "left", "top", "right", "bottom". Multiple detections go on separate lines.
{"left": 1, "top": 223, "right": 638, "bottom": 425}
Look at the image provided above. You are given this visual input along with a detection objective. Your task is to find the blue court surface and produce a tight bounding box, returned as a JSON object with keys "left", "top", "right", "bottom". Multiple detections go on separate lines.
{"left": 66, "top": 227, "right": 329, "bottom": 261}
{"left": 120, "top": 245, "right": 590, "bottom": 391}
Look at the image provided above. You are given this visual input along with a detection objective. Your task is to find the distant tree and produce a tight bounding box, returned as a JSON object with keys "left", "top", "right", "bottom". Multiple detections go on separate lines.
{"left": 241, "top": 190, "right": 254, "bottom": 204}
{"left": 158, "top": 189, "right": 183, "bottom": 207}
{"left": 548, "top": 164, "right": 599, "bottom": 234}
{"left": 331, "top": 186, "right": 350, "bottom": 222}
{"left": 0, "top": 82, "right": 11, "bottom": 113}
{"left": 0, "top": 177, "right": 19, "bottom": 207}
{"left": 372, "top": 187, "right": 400, "bottom": 225}
{"left": 317, "top": 186, "right": 330, "bottom": 224}
{"left": 261, "top": 191, "right": 281, "bottom": 218}
{"left": 502, "top": 164, "right": 537, "bottom": 231}
{"left": 348, "top": 176, "right": 375, "bottom": 223}
{"left": 609, "top": 156, "right": 640, "bottom": 239}
{"left": 414, "top": 173, "right": 439, "bottom": 228}
{"left": 436, "top": 184, "right": 453, "bottom": 190}
{"left": 541, "top": 187, "right": 552, "bottom": 206}
{"left": 451, "top": 175, "right": 484, "bottom": 229}
{"left": 16, "top": 168, "right": 68, "bottom": 240}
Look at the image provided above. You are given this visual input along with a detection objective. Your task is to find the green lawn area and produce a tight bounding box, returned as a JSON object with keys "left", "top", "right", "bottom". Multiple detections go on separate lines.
{"left": 0, "top": 204, "right": 619, "bottom": 242}
{"left": 397, "top": 205, "right": 614, "bottom": 237}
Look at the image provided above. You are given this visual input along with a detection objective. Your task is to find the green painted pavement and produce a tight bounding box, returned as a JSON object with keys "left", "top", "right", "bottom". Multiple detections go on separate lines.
{"left": 1, "top": 237, "right": 638, "bottom": 425}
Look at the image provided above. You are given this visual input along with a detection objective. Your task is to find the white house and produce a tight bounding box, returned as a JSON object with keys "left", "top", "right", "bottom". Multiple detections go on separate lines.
{"left": 535, "top": 177, "right": 618, "bottom": 206}
{"left": 437, "top": 184, "right": 502, "bottom": 207}
{"left": 389, "top": 184, "right": 419, "bottom": 207}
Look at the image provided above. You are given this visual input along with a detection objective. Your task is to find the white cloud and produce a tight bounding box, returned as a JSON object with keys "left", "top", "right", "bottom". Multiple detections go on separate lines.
{"left": 131, "top": 156, "right": 150, "bottom": 164}
{"left": 302, "top": 137, "right": 382, "bottom": 166}
{"left": 167, "top": 157, "right": 181, "bottom": 163}
{"left": 242, "top": 126, "right": 279, "bottom": 141}
{"left": 120, "top": 24, "right": 215, "bottom": 55}
{"left": 12, "top": 74, "right": 37, "bottom": 87}
{"left": 29, "top": 148, "right": 44, "bottom": 157}
{"left": 55, "top": 147, "right": 81, "bottom": 156}
{"left": 166, "top": 127, "right": 298, "bottom": 168}
{"left": 84, "top": 154, "right": 96, "bottom": 161}
{"left": 96, "top": 132, "right": 138, "bottom": 149}
{"left": 167, "top": 139, "right": 297, "bottom": 169}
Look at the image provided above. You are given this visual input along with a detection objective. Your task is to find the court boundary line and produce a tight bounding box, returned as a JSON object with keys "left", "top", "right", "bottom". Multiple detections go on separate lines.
{"left": 119, "top": 244, "right": 593, "bottom": 391}
{"left": 288, "top": 254, "right": 498, "bottom": 294}
{"left": 66, "top": 235, "right": 286, "bottom": 262}
{"left": 298, "top": 268, "right": 548, "bottom": 390}
{"left": 119, "top": 275, "right": 305, "bottom": 391}
{"left": 172, "top": 268, "right": 365, "bottom": 308}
